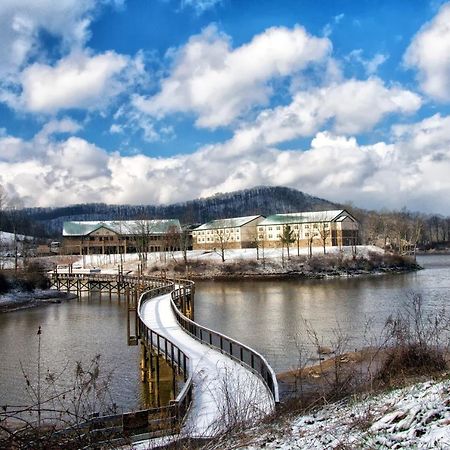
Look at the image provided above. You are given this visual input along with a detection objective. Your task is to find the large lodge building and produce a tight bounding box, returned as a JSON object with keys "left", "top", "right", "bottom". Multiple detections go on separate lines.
{"left": 191, "top": 210, "right": 359, "bottom": 251}
{"left": 257, "top": 210, "right": 359, "bottom": 249}
{"left": 62, "top": 220, "right": 181, "bottom": 255}
{"left": 61, "top": 210, "right": 359, "bottom": 255}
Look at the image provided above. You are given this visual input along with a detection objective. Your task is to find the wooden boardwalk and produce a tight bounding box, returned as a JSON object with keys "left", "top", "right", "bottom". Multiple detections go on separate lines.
{"left": 49, "top": 271, "right": 279, "bottom": 442}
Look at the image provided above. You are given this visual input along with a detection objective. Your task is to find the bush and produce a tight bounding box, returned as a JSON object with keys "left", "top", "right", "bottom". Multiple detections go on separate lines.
{"left": 376, "top": 293, "right": 449, "bottom": 385}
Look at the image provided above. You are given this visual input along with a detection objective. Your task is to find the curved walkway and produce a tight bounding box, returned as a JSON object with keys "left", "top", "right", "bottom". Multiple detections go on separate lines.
{"left": 140, "top": 291, "right": 275, "bottom": 438}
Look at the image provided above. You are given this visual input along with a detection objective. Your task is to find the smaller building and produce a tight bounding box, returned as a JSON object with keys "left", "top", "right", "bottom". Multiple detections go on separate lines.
{"left": 192, "top": 215, "right": 264, "bottom": 250}
{"left": 257, "top": 210, "right": 359, "bottom": 249}
{"left": 62, "top": 219, "right": 182, "bottom": 255}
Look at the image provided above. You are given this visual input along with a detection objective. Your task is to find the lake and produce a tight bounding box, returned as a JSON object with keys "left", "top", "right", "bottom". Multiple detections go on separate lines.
{"left": 0, "top": 254, "right": 448, "bottom": 411}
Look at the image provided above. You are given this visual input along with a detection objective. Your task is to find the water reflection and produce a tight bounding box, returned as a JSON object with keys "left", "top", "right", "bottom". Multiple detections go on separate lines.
{"left": 0, "top": 292, "right": 142, "bottom": 411}
{"left": 0, "top": 254, "right": 448, "bottom": 409}
{"left": 195, "top": 254, "right": 450, "bottom": 372}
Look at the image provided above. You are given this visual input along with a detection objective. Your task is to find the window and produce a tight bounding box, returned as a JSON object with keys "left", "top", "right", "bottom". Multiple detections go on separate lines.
{"left": 258, "top": 234, "right": 264, "bottom": 239}
{"left": 276, "top": 226, "right": 280, "bottom": 230}
{"left": 268, "top": 227, "right": 272, "bottom": 231}
{"left": 324, "top": 223, "right": 329, "bottom": 228}
{"left": 305, "top": 225, "right": 310, "bottom": 228}
{"left": 258, "top": 227, "right": 263, "bottom": 231}
{"left": 313, "top": 223, "right": 318, "bottom": 228}
{"left": 305, "top": 233, "right": 309, "bottom": 237}
{"left": 269, "top": 234, "right": 273, "bottom": 239}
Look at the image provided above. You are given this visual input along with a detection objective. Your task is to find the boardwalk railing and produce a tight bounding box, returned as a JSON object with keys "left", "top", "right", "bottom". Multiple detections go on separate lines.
{"left": 137, "top": 284, "right": 194, "bottom": 424}
{"left": 47, "top": 272, "right": 194, "bottom": 443}
{"left": 47, "top": 271, "right": 279, "bottom": 445}
{"left": 171, "top": 282, "right": 279, "bottom": 405}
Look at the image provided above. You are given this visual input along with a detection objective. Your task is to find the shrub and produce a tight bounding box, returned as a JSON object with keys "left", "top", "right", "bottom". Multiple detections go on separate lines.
{"left": 376, "top": 293, "right": 449, "bottom": 385}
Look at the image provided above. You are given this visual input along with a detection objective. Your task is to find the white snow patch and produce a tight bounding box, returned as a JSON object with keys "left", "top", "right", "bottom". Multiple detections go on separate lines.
{"left": 238, "top": 379, "right": 450, "bottom": 449}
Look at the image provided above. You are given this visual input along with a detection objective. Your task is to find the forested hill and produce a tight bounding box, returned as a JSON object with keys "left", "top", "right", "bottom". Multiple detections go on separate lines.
{"left": 22, "top": 186, "right": 339, "bottom": 235}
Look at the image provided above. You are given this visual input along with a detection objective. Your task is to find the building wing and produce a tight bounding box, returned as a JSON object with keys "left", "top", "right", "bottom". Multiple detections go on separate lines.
{"left": 194, "top": 215, "right": 263, "bottom": 231}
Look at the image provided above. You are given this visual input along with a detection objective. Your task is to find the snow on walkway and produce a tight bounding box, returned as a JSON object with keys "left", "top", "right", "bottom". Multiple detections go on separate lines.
{"left": 139, "top": 292, "right": 275, "bottom": 438}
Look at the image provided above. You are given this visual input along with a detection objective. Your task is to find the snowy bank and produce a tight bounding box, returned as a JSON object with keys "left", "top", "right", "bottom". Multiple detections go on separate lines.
{"left": 0, "top": 289, "right": 76, "bottom": 313}
{"left": 72, "top": 246, "right": 420, "bottom": 280}
{"left": 236, "top": 377, "right": 450, "bottom": 449}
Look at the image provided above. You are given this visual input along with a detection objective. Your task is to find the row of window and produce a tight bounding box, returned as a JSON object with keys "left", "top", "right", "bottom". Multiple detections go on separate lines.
{"left": 259, "top": 223, "right": 329, "bottom": 232}
{"left": 198, "top": 236, "right": 240, "bottom": 243}
{"left": 195, "top": 229, "right": 240, "bottom": 235}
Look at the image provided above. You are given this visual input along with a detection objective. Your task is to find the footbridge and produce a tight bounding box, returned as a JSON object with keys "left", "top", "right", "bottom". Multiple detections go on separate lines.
{"left": 49, "top": 271, "right": 279, "bottom": 442}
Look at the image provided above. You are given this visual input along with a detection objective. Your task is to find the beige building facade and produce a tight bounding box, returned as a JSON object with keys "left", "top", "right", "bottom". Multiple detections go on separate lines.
{"left": 257, "top": 210, "right": 359, "bottom": 249}
{"left": 192, "top": 215, "right": 264, "bottom": 250}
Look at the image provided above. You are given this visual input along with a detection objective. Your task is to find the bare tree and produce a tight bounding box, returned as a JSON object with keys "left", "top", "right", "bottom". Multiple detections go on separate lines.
{"left": 127, "top": 218, "right": 156, "bottom": 269}
{"left": 318, "top": 222, "right": 330, "bottom": 255}
{"left": 179, "top": 227, "right": 191, "bottom": 267}
{"left": 213, "top": 228, "right": 232, "bottom": 263}
{"left": 163, "top": 225, "right": 181, "bottom": 262}
{"left": 280, "top": 224, "right": 295, "bottom": 263}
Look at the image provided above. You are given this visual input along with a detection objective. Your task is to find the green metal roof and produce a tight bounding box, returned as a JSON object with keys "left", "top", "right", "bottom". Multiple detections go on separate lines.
{"left": 194, "top": 215, "right": 263, "bottom": 231}
{"left": 259, "top": 210, "right": 355, "bottom": 226}
{"left": 63, "top": 219, "right": 181, "bottom": 236}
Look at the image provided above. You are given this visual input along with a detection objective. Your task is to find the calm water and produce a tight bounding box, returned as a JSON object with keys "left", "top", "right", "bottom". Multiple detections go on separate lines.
{"left": 194, "top": 254, "right": 450, "bottom": 372}
{"left": 0, "top": 292, "right": 142, "bottom": 411}
{"left": 0, "top": 254, "right": 449, "bottom": 409}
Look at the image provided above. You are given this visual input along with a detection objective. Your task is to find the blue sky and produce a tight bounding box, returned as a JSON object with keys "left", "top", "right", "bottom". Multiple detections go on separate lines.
{"left": 1, "top": 0, "right": 450, "bottom": 214}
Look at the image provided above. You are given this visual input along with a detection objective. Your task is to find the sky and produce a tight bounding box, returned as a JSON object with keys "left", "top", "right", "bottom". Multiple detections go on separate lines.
{"left": 1, "top": 0, "right": 450, "bottom": 214}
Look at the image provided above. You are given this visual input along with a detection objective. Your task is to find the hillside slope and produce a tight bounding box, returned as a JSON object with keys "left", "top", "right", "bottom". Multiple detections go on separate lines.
{"left": 22, "top": 186, "right": 339, "bottom": 235}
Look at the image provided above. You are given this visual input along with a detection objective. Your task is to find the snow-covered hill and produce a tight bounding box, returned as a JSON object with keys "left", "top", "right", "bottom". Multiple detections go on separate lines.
{"left": 237, "top": 378, "right": 450, "bottom": 449}
{"left": 21, "top": 186, "right": 339, "bottom": 234}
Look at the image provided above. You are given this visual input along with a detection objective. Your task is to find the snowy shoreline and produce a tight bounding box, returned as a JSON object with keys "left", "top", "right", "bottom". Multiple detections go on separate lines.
{"left": 235, "top": 377, "right": 450, "bottom": 449}
{"left": 0, "top": 289, "right": 77, "bottom": 313}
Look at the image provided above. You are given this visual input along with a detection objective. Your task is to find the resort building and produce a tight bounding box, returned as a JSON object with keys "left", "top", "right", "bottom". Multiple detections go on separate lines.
{"left": 62, "top": 219, "right": 182, "bottom": 255}
{"left": 192, "top": 216, "right": 264, "bottom": 250}
{"left": 257, "top": 210, "right": 359, "bottom": 249}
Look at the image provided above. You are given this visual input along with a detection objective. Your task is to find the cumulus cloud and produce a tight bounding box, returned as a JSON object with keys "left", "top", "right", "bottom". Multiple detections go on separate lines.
{"left": 134, "top": 24, "right": 331, "bottom": 128}
{"left": 230, "top": 78, "right": 421, "bottom": 146}
{"left": 2, "top": 113, "right": 450, "bottom": 214}
{"left": 0, "top": 128, "right": 112, "bottom": 206}
{"left": 404, "top": 2, "right": 450, "bottom": 101}
{"left": 14, "top": 50, "right": 133, "bottom": 113}
{"left": 0, "top": 0, "right": 101, "bottom": 76}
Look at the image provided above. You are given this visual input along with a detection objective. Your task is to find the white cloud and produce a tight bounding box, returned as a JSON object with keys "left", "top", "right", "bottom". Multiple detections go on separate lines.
{"left": 134, "top": 24, "right": 331, "bottom": 128}
{"left": 235, "top": 78, "right": 421, "bottom": 144}
{"left": 2, "top": 113, "right": 450, "bottom": 214}
{"left": 404, "top": 2, "right": 450, "bottom": 101}
{"left": 347, "top": 49, "right": 389, "bottom": 75}
{"left": 0, "top": 0, "right": 99, "bottom": 76}
{"left": 16, "top": 50, "right": 130, "bottom": 113}
{"left": 180, "top": 0, "right": 223, "bottom": 14}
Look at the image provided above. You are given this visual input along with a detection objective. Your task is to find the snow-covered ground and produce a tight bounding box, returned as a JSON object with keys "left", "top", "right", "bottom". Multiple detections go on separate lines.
{"left": 0, "top": 231, "right": 29, "bottom": 244}
{"left": 237, "top": 378, "right": 450, "bottom": 449}
{"left": 73, "top": 245, "right": 384, "bottom": 273}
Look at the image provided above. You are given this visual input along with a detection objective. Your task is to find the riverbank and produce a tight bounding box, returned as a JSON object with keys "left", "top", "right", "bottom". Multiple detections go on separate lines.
{"left": 70, "top": 245, "right": 421, "bottom": 281}
{"left": 0, "top": 289, "right": 76, "bottom": 313}
{"left": 169, "top": 251, "right": 421, "bottom": 280}
{"left": 187, "top": 264, "right": 420, "bottom": 281}
{"left": 225, "top": 375, "right": 450, "bottom": 449}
